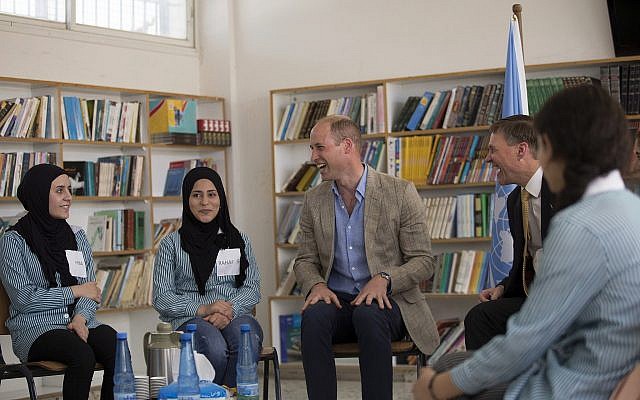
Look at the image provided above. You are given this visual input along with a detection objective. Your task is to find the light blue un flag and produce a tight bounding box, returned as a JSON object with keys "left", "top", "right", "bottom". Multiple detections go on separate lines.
{"left": 487, "top": 16, "right": 529, "bottom": 287}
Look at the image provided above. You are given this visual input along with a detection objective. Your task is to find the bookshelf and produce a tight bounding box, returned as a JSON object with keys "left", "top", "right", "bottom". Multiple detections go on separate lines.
{"left": 0, "top": 76, "right": 227, "bottom": 374}
{"left": 268, "top": 55, "right": 640, "bottom": 363}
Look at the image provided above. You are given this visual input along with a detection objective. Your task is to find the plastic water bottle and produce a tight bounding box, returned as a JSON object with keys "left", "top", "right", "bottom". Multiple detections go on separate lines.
{"left": 113, "top": 332, "right": 136, "bottom": 400}
{"left": 185, "top": 323, "right": 216, "bottom": 382}
{"left": 177, "top": 332, "right": 200, "bottom": 400}
{"left": 236, "top": 324, "right": 259, "bottom": 400}
{"left": 185, "top": 324, "right": 199, "bottom": 352}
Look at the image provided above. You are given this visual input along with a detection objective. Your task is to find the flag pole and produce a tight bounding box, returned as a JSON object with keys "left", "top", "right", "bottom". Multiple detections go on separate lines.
{"left": 512, "top": 4, "right": 524, "bottom": 57}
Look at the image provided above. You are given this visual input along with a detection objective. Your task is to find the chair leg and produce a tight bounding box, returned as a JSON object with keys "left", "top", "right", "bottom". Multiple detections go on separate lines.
{"left": 263, "top": 357, "right": 270, "bottom": 400}
{"left": 17, "top": 365, "right": 37, "bottom": 400}
{"left": 272, "top": 353, "right": 282, "bottom": 400}
{"left": 416, "top": 353, "right": 426, "bottom": 378}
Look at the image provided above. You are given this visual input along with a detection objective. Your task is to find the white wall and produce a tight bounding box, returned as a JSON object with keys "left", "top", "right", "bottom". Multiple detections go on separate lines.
{"left": 219, "top": 0, "right": 615, "bottom": 343}
{"left": 0, "top": 0, "right": 615, "bottom": 353}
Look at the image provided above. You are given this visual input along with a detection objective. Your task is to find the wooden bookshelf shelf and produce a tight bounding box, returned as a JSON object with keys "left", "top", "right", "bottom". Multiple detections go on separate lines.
{"left": 275, "top": 191, "right": 305, "bottom": 197}
{"left": 0, "top": 137, "right": 61, "bottom": 144}
{"left": 73, "top": 196, "right": 151, "bottom": 202}
{"left": 414, "top": 182, "right": 495, "bottom": 191}
{"left": 61, "top": 140, "right": 146, "bottom": 148}
{"left": 149, "top": 143, "right": 227, "bottom": 150}
{"left": 273, "top": 138, "right": 309, "bottom": 145}
{"left": 93, "top": 249, "right": 149, "bottom": 257}
{"left": 96, "top": 305, "right": 154, "bottom": 314}
{"left": 432, "top": 237, "right": 491, "bottom": 245}
{"left": 391, "top": 125, "right": 490, "bottom": 137}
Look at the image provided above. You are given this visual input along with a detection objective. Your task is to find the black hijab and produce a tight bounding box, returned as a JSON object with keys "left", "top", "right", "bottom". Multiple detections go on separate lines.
{"left": 9, "top": 164, "right": 78, "bottom": 288}
{"left": 178, "top": 167, "right": 248, "bottom": 294}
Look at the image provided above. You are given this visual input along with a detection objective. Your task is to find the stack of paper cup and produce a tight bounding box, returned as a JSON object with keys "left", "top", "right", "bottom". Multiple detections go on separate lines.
{"left": 150, "top": 376, "right": 168, "bottom": 399}
{"left": 134, "top": 375, "right": 150, "bottom": 399}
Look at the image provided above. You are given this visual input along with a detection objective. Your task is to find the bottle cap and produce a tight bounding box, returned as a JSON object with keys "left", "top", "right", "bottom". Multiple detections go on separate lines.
{"left": 180, "top": 332, "right": 193, "bottom": 341}
{"left": 185, "top": 324, "right": 197, "bottom": 332}
{"left": 240, "top": 324, "right": 250, "bottom": 332}
{"left": 117, "top": 332, "right": 128, "bottom": 339}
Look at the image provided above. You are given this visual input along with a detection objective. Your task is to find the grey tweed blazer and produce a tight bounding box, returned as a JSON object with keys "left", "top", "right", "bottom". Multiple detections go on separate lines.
{"left": 293, "top": 167, "right": 439, "bottom": 354}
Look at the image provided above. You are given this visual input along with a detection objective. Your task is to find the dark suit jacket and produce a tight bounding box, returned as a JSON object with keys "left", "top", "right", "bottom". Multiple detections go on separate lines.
{"left": 500, "top": 178, "right": 554, "bottom": 298}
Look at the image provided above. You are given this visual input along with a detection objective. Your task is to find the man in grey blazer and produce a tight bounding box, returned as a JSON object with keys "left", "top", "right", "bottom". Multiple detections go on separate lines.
{"left": 294, "top": 115, "right": 439, "bottom": 400}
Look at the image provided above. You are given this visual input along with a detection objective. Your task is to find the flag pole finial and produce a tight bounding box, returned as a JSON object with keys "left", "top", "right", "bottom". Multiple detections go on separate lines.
{"left": 512, "top": 3, "right": 524, "bottom": 57}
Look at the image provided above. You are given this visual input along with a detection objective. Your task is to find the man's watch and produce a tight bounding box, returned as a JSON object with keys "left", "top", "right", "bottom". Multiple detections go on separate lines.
{"left": 378, "top": 271, "right": 392, "bottom": 293}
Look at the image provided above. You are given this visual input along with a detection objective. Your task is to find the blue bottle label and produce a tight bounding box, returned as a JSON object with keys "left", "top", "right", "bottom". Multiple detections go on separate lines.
{"left": 237, "top": 382, "right": 259, "bottom": 398}
{"left": 114, "top": 394, "right": 136, "bottom": 400}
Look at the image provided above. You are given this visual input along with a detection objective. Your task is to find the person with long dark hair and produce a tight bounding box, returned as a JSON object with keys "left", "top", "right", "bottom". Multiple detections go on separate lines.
{"left": 152, "top": 166, "right": 262, "bottom": 389}
{"left": 0, "top": 163, "right": 116, "bottom": 400}
{"left": 413, "top": 84, "right": 640, "bottom": 399}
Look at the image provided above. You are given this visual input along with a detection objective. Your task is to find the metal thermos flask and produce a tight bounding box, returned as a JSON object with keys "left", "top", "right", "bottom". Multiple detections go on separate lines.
{"left": 143, "top": 322, "right": 182, "bottom": 384}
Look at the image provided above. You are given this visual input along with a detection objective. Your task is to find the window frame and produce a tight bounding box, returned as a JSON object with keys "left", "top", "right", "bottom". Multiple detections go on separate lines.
{"left": 0, "top": 0, "right": 195, "bottom": 48}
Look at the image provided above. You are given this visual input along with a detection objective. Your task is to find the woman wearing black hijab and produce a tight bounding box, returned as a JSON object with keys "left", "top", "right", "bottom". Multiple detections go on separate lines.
{"left": 153, "top": 167, "right": 262, "bottom": 389}
{"left": 0, "top": 163, "right": 116, "bottom": 400}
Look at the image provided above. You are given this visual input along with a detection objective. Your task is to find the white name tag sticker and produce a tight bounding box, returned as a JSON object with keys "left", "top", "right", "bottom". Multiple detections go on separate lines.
{"left": 216, "top": 248, "right": 241, "bottom": 276}
{"left": 65, "top": 250, "right": 87, "bottom": 278}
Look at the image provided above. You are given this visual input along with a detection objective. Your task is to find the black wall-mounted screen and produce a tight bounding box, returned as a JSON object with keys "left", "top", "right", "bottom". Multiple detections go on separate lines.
{"left": 607, "top": 0, "right": 640, "bottom": 57}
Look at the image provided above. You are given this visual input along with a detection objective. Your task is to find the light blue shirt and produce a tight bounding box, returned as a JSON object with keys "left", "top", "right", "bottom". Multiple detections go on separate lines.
{"left": 450, "top": 170, "right": 640, "bottom": 399}
{"left": 327, "top": 165, "right": 369, "bottom": 295}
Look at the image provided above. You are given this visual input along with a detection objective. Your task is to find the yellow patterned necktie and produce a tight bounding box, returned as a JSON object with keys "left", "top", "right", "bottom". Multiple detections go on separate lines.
{"left": 521, "top": 189, "right": 532, "bottom": 296}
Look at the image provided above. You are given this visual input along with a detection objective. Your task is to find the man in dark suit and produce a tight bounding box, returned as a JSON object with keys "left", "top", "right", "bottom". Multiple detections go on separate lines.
{"left": 464, "top": 115, "right": 555, "bottom": 350}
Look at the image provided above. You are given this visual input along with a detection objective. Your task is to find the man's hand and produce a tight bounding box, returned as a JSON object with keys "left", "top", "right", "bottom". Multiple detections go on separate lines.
{"left": 351, "top": 275, "right": 391, "bottom": 309}
{"left": 204, "top": 312, "right": 231, "bottom": 330}
{"left": 71, "top": 282, "right": 101, "bottom": 303}
{"left": 479, "top": 285, "right": 504, "bottom": 302}
{"left": 67, "top": 314, "right": 89, "bottom": 342}
{"left": 301, "top": 283, "right": 341, "bottom": 312}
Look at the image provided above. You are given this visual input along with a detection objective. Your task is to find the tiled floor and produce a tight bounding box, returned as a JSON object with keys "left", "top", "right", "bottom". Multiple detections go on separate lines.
{"left": 272, "top": 378, "right": 415, "bottom": 400}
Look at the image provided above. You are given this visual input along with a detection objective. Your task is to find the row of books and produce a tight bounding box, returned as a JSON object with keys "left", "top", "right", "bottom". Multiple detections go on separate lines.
{"left": 1, "top": 153, "right": 57, "bottom": 197}
{"left": 280, "top": 141, "right": 386, "bottom": 194}
{"left": 153, "top": 218, "right": 182, "bottom": 249}
{"left": 275, "top": 86, "right": 385, "bottom": 141}
{"left": 86, "top": 209, "right": 146, "bottom": 252}
{"left": 387, "top": 135, "right": 495, "bottom": 185}
{"left": 423, "top": 193, "right": 493, "bottom": 240}
{"left": 95, "top": 255, "right": 153, "bottom": 309}
{"left": 0, "top": 95, "right": 52, "bottom": 138}
{"left": 62, "top": 156, "right": 145, "bottom": 197}
{"left": 427, "top": 321, "right": 466, "bottom": 366}
{"left": 393, "top": 84, "right": 504, "bottom": 132}
{"left": 279, "top": 313, "right": 302, "bottom": 363}
{"left": 422, "top": 250, "right": 490, "bottom": 295}
{"left": 601, "top": 63, "right": 640, "bottom": 115}
{"left": 360, "top": 139, "right": 386, "bottom": 172}
{"left": 61, "top": 97, "right": 141, "bottom": 143}
{"left": 275, "top": 258, "right": 300, "bottom": 296}
{"left": 277, "top": 201, "right": 303, "bottom": 244}
{"left": 163, "top": 158, "right": 219, "bottom": 196}
{"left": 526, "top": 76, "right": 599, "bottom": 115}
{"left": 197, "top": 131, "right": 231, "bottom": 147}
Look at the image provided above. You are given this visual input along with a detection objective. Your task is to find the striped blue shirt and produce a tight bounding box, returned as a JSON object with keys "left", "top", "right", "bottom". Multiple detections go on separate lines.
{"left": 451, "top": 186, "right": 640, "bottom": 399}
{"left": 152, "top": 231, "right": 261, "bottom": 330}
{"left": 327, "top": 165, "right": 369, "bottom": 295}
{"left": 0, "top": 228, "right": 102, "bottom": 362}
